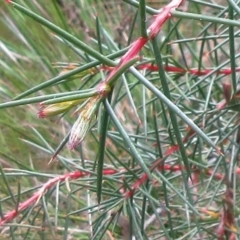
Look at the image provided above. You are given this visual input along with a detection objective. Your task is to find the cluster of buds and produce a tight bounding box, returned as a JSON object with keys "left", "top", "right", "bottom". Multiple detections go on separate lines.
{"left": 38, "top": 83, "right": 111, "bottom": 150}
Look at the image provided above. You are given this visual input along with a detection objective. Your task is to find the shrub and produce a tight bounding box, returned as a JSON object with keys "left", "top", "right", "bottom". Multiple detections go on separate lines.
{"left": 1, "top": 0, "right": 240, "bottom": 239}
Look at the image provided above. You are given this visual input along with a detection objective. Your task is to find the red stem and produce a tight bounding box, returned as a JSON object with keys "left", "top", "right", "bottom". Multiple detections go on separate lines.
{"left": 0, "top": 171, "right": 88, "bottom": 225}
{"left": 102, "top": 64, "right": 240, "bottom": 76}
{"left": 102, "top": 0, "right": 183, "bottom": 85}
{"left": 0, "top": 168, "right": 117, "bottom": 226}
{"left": 138, "top": 64, "right": 240, "bottom": 76}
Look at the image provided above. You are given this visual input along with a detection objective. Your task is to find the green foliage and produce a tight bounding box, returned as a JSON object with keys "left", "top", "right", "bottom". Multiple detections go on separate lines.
{"left": 1, "top": 0, "right": 240, "bottom": 239}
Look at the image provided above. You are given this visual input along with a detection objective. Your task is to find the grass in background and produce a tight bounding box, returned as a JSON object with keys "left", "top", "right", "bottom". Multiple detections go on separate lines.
{"left": 0, "top": 0, "right": 240, "bottom": 239}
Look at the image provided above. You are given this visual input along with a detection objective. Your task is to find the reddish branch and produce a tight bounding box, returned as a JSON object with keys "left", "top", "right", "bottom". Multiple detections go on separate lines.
{"left": 102, "top": 64, "right": 240, "bottom": 76}
{"left": 0, "top": 169, "right": 116, "bottom": 225}
{"left": 101, "top": 0, "right": 184, "bottom": 86}
{"left": 0, "top": 171, "right": 87, "bottom": 225}
{"left": 123, "top": 123, "right": 222, "bottom": 198}
{"left": 137, "top": 64, "right": 240, "bottom": 76}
